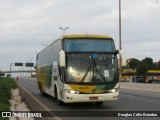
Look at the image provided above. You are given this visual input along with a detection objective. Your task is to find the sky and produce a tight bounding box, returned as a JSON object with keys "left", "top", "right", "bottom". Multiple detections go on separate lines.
{"left": 0, "top": 0, "right": 160, "bottom": 71}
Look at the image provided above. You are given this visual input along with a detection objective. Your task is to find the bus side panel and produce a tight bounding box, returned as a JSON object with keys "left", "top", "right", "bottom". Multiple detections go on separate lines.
{"left": 36, "top": 39, "right": 62, "bottom": 95}
{"left": 50, "top": 40, "right": 64, "bottom": 99}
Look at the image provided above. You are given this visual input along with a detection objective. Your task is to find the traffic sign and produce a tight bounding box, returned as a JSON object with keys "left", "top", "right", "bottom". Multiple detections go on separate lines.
{"left": 15, "top": 63, "right": 23, "bottom": 66}
{"left": 26, "top": 63, "right": 34, "bottom": 67}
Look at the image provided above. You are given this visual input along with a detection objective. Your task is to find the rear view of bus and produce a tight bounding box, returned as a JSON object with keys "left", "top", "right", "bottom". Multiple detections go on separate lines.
{"left": 61, "top": 34, "right": 119, "bottom": 104}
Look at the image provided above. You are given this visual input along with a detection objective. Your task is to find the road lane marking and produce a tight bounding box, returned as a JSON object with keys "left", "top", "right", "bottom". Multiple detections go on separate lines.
{"left": 16, "top": 81, "right": 62, "bottom": 120}
{"left": 120, "top": 93, "right": 134, "bottom": 98}
{"left": 20, "top": 78, "right": 38, "bottom": 89}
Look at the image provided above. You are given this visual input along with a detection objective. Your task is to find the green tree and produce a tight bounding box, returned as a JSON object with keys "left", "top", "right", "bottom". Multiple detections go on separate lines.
{"left": 142, "top": 57, "right": 153, "bottom": 69}
{"left": 157, "top": 61, "right": 160, "bottom": 70}
{"left": 0, "top": 71, "right": 5, "bottom": 77}
{"left": 136, "top": 63, "right": 148, "bottom": 83}
{"left": 128, "top": 58, "right": 140, "bottom": 69}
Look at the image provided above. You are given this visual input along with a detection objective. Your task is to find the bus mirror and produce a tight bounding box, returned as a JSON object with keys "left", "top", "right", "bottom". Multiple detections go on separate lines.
{"left": 118, "top": 50, "right": 123, "bottom": 54}
{"left": 119, "top": 50, "right": 126, "bottom": 66}
{"left": 116, "top": 50, "right": 124, "bottom": 55}
{"left": 121, "top": 54, "right": 126, "bottom": 66}
{"left": 59, "top": 50, "right": 66, "bottom": 67}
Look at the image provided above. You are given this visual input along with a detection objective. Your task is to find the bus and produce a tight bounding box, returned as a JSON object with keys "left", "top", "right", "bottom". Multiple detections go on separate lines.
{"left": 36, "top": 34, "right": 122, "bottom": 105}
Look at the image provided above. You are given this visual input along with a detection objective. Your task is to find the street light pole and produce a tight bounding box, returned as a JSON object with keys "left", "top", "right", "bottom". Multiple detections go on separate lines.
{"left": 10, "top": 63, "right": 14, "bottom": 77}
{"left": 59, "top": 27, "right": 69, "bottom": 35}
{"left": 42, "top": 44, "right": 48, "bottom": 47}
{"left": 30, "top": 57, "right": 33, "bottom": 76}
{"left": 119, "top": 0, "right": 122, "bottom": 82}
{"left": 10, "top": 63, "right": 12, "bottom": 77}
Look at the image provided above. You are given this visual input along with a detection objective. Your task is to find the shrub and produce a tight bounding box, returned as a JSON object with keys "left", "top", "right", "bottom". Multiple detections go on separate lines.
{"left": 0, "top": 78, "right": 17, "bottom": 112}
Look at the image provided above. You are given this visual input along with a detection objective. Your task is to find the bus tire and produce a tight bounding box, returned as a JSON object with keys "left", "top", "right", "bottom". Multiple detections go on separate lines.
{"left": 96, "top": 101, "right": 103, "bottom": 105}
{"left": 39, "top": 82, "right": 46, "bottom": 97}
{"left": 55, "top": 87, "right": 63, "bottom": 105}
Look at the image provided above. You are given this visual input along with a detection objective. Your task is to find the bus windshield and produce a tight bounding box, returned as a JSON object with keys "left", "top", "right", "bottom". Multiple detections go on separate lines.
{"left": 65, "top": 54, "right": 118, "bottom": 84}
{"left": 64, "top": 39, "right": 115, "bottom": 52}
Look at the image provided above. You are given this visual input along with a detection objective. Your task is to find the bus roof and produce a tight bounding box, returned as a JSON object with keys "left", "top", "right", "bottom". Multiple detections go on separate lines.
{"left": 62, "top": 34, "right": 113, "bottom": 39}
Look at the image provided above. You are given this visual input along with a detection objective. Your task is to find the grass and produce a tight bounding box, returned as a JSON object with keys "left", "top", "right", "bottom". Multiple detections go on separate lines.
{"left": 0, "top": 77, "right": 17, "bottom": 112}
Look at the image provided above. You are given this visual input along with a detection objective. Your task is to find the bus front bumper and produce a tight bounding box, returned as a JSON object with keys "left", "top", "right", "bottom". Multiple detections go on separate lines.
{"left": 63, "top": 91, "right": 119, "bottom": 103}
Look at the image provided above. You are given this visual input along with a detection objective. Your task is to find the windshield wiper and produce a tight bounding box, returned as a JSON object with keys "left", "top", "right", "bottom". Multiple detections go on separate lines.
{"left": 81, "top": 66, "right": 91, "bottom": 82}
{"left": 80, "top": 54, "right": 107, "bottom": 82}
{"left": 80, "top": 55, "right": 94, "bottom": 82}
{"left": 94, "top": 67, "right": 106, "bottom": 82}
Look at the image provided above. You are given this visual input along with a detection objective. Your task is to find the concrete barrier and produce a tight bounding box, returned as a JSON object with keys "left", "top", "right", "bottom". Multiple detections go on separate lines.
{"left": 120, "top": 82, "right": 160, "bottom": 92}
{"left": 9, "top": 88, "right": 34, "bottom": 120}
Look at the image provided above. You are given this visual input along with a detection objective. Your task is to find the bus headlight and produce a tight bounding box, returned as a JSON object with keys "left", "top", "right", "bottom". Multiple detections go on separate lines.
{"left": 65, "top": 89, "right": 80, "bottom": 94}
{"left": 108, "top": 88, "right": 119, "bottom": 93}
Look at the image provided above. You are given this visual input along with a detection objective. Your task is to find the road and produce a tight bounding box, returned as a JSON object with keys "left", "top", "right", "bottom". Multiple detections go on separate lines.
{"left": 17, "top": 77, "right": 160, "bottom": 120}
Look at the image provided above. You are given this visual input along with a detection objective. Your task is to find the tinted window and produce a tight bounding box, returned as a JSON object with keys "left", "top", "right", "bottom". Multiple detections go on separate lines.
{"left": 64, "top": 39, "right": 115, "bottom": 52}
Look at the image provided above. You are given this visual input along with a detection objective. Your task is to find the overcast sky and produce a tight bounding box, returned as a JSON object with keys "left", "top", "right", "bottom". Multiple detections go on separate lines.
{"left": 0, "top": 0, "right": 160, "bottom": 71}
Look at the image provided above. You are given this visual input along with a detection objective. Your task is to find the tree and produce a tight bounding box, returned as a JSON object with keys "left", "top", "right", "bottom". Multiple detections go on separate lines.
{"left": 0, "top": 71, "right": 5, "bottom": 77}
{"left": 136, "top": 63, "right": 148, "bottom": 83}
{"left": 152, "top": 63, "right": 157, "bottom": 70}
{"left": 157, "top": 61, "right": 160, "bottom": 70}
{"left": 128, "top": 58, "right": 140, "bottom": 69}
{"left": 142, "top": 57, "right": 153, "bottom": 69}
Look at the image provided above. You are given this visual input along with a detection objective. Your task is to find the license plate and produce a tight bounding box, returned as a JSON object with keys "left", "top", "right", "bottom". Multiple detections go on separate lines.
{"left": 89, "top": 96, "right": 98, "bottom": 100}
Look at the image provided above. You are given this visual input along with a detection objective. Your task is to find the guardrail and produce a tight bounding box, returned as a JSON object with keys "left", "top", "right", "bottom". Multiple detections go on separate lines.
{"left": 120, "top": 82, "right": 160, "bottom": 92}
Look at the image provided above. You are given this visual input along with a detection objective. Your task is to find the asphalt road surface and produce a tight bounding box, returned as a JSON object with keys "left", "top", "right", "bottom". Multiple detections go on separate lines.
{"left": 17, "top": 77, "right": 160, "bottom": 120}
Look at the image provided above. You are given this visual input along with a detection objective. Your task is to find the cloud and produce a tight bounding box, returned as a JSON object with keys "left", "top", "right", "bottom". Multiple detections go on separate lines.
{"left": 0, "top": 0, "right": 160, "bottom": 71}
{"left": 119, "top": 0, "right": 160, "bottom": 61}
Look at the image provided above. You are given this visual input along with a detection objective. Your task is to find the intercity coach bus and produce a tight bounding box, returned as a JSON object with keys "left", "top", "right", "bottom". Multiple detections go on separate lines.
{"left": 36, "top": 34, "right": 123, "bottom": 105}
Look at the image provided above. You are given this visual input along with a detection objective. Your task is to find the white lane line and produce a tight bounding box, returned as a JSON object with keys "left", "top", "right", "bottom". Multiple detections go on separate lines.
{"left": 17, "top": 81, "right": 62, "bottom": 120}
{"left": 120, "top": 93, "right": 134, "bottom": 98}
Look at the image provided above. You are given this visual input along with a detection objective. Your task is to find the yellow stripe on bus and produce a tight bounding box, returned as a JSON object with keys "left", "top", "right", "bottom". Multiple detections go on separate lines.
{"left": 68, "top": 84, "right": 107, "bottom": 94}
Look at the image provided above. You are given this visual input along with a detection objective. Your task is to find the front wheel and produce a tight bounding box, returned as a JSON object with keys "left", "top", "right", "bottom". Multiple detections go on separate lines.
{"left": 55, "top": 88, "right": 63, "bottom": 105}
{"left": 96, "top": 101, "right": 103, "bottom": 105}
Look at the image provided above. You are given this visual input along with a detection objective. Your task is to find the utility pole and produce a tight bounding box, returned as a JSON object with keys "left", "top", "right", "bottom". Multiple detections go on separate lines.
{"left": 119, "top": 0, "right": 122, "bottom": 82}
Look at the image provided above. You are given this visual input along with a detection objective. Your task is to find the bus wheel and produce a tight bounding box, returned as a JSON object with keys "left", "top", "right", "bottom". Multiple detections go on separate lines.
{"left": 39, "top": 83, "right": 46, "bottom": 97}
{"left": 55, "top": 88, "right": 63, "bottom": 105}
{"left": 96, "top": 101, "right": 103, "bottom": 105}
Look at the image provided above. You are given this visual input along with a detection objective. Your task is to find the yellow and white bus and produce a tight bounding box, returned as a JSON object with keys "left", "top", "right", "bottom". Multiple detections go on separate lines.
{"left": 36, "top": 34, "right": 121, "bottom": 105}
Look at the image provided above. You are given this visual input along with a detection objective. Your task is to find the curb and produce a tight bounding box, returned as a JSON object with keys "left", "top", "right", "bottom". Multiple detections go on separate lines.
{"left": 16, "top": 81, "right": 61, "bottom": 120}
{"left": 120, "top": 82, "right": 160, "bottom": 93}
